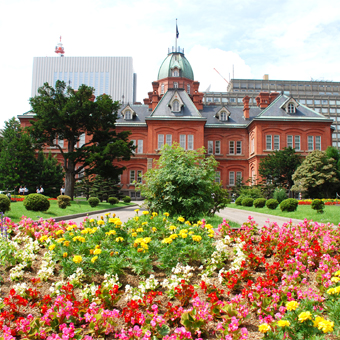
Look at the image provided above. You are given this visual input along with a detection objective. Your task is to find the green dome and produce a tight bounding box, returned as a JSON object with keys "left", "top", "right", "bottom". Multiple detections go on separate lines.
{"left": 157, "top": 52, "right": 194, "bottom": 80}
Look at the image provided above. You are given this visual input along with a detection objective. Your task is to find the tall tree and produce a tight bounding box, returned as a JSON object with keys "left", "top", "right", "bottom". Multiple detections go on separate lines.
{"left": 0, "top": 118, "right": 38, "bottom": 192}
{"left": 258, "top": 147, "right": 302, "bottom": 189}
{"left": 292, "top": 150, "right": 339, "bottom": 198}
{"left": 29, "top": 81, "right": 134, "bottom": 198}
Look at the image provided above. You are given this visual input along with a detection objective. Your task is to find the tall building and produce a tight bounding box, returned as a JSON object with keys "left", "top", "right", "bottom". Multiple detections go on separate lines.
{"left": 203, "top": 77, "right": 340, "bottom": 147}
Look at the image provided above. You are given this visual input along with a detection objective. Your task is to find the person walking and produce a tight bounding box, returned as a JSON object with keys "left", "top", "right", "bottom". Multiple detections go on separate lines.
{"left": 24, "top": 186, "right": 28, "bottom": 195}
{"left": 40, "top": 186, "right": 44, "bottom": 194}
{"left": 18, "top": 186, "right": 24, "bottom": 195}
{"left": 60, "top": 185, "right": 65, "bottom": 195}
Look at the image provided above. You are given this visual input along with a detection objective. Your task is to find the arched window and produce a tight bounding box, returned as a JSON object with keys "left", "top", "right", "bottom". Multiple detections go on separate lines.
{"left": 161, "top": 84, "right": 164, "bottom": 94}
{"left": 187, "top": 84, "right": 190, "bottom": 94}
{"left": 125, "top": 110, "right": 132, "bottom": 120}
{"left": 173, "top": 100, "right": 180, "bottom": 112}
{"left": 172, "top": 68, "right": 179, "bottom": 77}
{"left": 288, "top": 103, "right": 295, "bottom": 113}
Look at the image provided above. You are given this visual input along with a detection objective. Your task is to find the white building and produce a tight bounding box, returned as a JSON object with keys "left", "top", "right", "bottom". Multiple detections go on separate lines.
{"left": 31, "top": 56, "right": 136, "bottom": 103}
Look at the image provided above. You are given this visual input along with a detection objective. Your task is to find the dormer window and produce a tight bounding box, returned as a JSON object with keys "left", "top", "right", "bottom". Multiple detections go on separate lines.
{"left": 216, "top": 107, "right": 231, "bottom": 121}
{"left": 125, "top": 110, "right": 132, "bottom": 120}
{"left": 173, "top": 100, "right": 180, "bottom": 112}
{"left": 168, "top": 91, "right": 184, "bottom": 113}
{"left": 187, "top": 84, "right": 190, "bottom": 94}
{"left": 220, "top": 112, "right": 227, "bottom": 121}
{"left": 121, "top": 105, "right": 136, "bottom": 120}
{"left": 280, "top": 97, "right": 298, "bottom": 114}
{"left": 288, "top": 103, "right": 295, "bottom": 113}
{"left": 172, "top": 68, "right": 179, "bottom": 77}
{"left": 174, "top": 82, "right": 178, "bottom": 88}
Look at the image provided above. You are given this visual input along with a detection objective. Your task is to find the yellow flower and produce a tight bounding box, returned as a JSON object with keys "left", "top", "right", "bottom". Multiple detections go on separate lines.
{"left": 189, "top": 231, "right": 194, "bottom": 235}
{"left": 131, "top": 232, "right": 137, "bottom": 237}
{"left": 192, "top": 235, "right": 202, "bottom": 242}
{"left": 181, "top": 233, "right": 188, "bottom": 239}
{"left": 170, "top": 234, "right": 178, "bottom": 239}
{"left": 90, "top": 227, "right": 97, "bottom": 234}
{"left": 56, "top": 238, "right": 65, "bottom": 243}
{"left": 152, "top": 227, "right": 157, "bottom": 232}
{"left": 142, "top": 211, "right": 149, "bottom": 215}
{"left": 277, "top": 320, "right": 290, "bottom": 327}
{"left": 91, "top": 256, "right": 98, "bottom": 263}
{"left": 298, "top": 311, "right": 312, "bottom": 322}
{"left": 179, "top": 229, "right": 188, "bottom": 234}
{"left": 169, "top": 225, "right": 177, "bottom": 231}
{"left": 66, "top": 226, "right": 74, "bottom": 231}
{"left": 97, "top": 220, "right": 105, "bottom": 225}
{"left": 93, "top": 248, "right": 102, "bottom": 255}
{"left": 134, "top": 209, "right": 140, "bottom": 213}
{"left": 73, "top": 255, "right": 82, "bottom": 263}
{"left": 258, "top": 323, "right": 270, "bottom": 333}
{"left": 105, "top": 213, "right": 110, "bottom": 216}
{"left": 142, "top": 222, "right": 148, "bottom": 226}
{"left": 317, "top": 320, "right": 334, "bottom": 333}
{"left": 69, "top": 232, "right": 74, "bottom": 236}
{"left": 163, "top": 212, "right": 169, "bottom": 217}
{"left": 90, "top": 249, "right": 94, "bottom": 254}
{"left": 197, "top": 221, "right": 203, "bottom": 226}
{"left": 185, "top": 221, "right": 191, "bottom": 225}
{"left": 334, "top": 270, "right": 340, "bottom": 276}
{"left": 177, "top": 217, "right": 185, "bottom": 223}
{"left": 143, "top": 237, "right": 151, "bottom": 243}
{"left": 63, "top": 252, "right": 68, "bottom": 258}
{"left": 163, "top": 218, "right": 166, "bottom": 222}
{"left": 49, "top": 244, "right": 56, "bottom": 251}
{"left": 152, "top": 212, "right": 158, "bottom": 217}
{"left": 64, "top": 241, "right": 70, "bottom": 247}
{"left": 39, "top": 235, "right": 48, "bottom": 242}
{"left": 106, "top": 230, "right": 117, "bottom": 236}
{"left": 137, "top": 248, "right": 144, "bottom": 252}
{"left": 205, "top": 224, "right": 213, "bottom": 229}
{"left": 55, "top": 230, "right": 64, "bottom": 235}
{"left": 90, "top": 219, "right": 95, "bottom": 223}
{"left": 134, "top": 216, "right": 139, "bottom": 222}
{"left": 81, "top": 229, "right": 89, "bottom": 234}
{"left": 100, "top": 215, "right": 104, "bottom": 220}
{"left": 116, "top": 237, "right": 124, "bottom": 242}
{"left": 286, "top": 301, "right": 299, "bottom": 311}
{"left": 162, "top": 238, "right": 173, "bottom": 244}
{"left": 313, "top": 316, "right": 325, "bottom": 328}
{"left": 331, "top": 276, "right": 340, "bottom": 283}
{"left": 136, "top": 228, "right": 144, "bottom": 233}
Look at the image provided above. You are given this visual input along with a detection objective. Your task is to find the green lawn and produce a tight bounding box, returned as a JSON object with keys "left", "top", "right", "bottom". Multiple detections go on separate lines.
{"left": 229, "top": 202, "right": 340, "bottom": 225}
{"left": 4, "top": 200, "right": 134, "bottom": 223}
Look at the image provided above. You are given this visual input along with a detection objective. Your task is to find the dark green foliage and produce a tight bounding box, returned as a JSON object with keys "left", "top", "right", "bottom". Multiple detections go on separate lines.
{"left": 57, "top": 195, "right": 71, "bottom": 209}
{"left": 137, "top": 143, "right": 218, "bottom": 218}
{"left": 88, "top": 197, "right": 100, "bottom": 207}
{"left": 23, "top": 194, "right": 50, "bottom": 212}
{"left": 209, "top": 183, "right": 230, "bottom": 215}
{"left": 235, "top": 197, "right": 243, "bottom": 206}
{"left": 0, "top": 194, "right": 11, "bottom": 213}
{"left": 259, "top": 147, "right": 302, "bottom": 189}
{"left": 311, "top": 199, "right": 325, "bottom": 213}
{"left": 254, "top": 198, "right": 266, "bottom": 208}
{"left": 241, "top": 197, "right": 254, "bottom": 207}
{"left": 266, "top": 199, "right": 279, "bottom": 210}
{"left": 123, "top": 196, "right": 131, "bottom": 203}
{"left": 273, "top": 187, "right": 287, "bottom": 203}
{"left": 108, "top": 197, "right": 119, "bottom": 205}
{"left": 29, "top": 81, "right": 135, "bottom": 198}
{"left": 280, "top": 198, "right": 298, "bottom": 212}
{"left": 239, "top": 187, "right": 263, "bottom": 199}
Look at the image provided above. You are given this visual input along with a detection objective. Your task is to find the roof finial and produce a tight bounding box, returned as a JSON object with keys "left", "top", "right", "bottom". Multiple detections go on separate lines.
{"left": 55, "top": 36, "right": 65, "bottom": 57}
{"left": 175, "top": 19, "right": 179, "bottom": 53}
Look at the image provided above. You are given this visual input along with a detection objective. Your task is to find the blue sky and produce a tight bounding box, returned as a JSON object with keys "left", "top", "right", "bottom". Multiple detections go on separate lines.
{"left": 1, "top": 0, "right": 340, "bottom": 128}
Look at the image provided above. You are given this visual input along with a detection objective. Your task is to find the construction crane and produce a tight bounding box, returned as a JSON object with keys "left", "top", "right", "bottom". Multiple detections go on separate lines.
{"left": 213, "top": 68, "right": 229, "bottom": 84}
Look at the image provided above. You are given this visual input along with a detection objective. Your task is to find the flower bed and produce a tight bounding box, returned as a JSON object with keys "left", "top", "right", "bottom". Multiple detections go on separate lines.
{"left": 0, "top": 212, "right": 340, "bottom": 339}
{"left": 298, "top": 199, "right": 340, "bottom": 205}
{"left": 10, "top": 196, "right": 57, "bottom": 202}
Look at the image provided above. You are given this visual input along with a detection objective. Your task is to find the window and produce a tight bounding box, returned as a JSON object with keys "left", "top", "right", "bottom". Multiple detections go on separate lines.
{"left": 308, "top": 136, "right": 314, "bottom": 151}
{"left": 274, "top": 135, "right": 280, "bottom": 150}
{"left": 187, "top": 84, "right": 190, "bottom": 94}
{"left": 215, "top": 141, "right": 220, "bottom": 154}
{"left": 215, "top": 171, "right": 221, "bottom": 183}
{"left": 172, "top": 69, "right": 179, "bottom": 77}
{"left": 158, "top": 134, "right": 164, "bottom": 149}
{"left": 137, "top": 170, "right": 142, "bottom": 183}
{"left": 237, "top": 98, "right": 243, "bottom": 103}
{"left": 214, "top": 98, "right": 220, "bottom": 102}
{"left": 236, "top": 171, "right": 242, "bottom": 183}
{"left": 314, "top": 100, "right": 320, "bottom": 105}
{"left": 208, "top": 141, "right": 213, "bottom": 154}
{"left": 229, "top": 171, "right": 235, "bottom": 186}
{"left": 173, "top": 100, "right": 180, "bottom": 112}
{"left": 330, "top": 108, "right": 336, "bottom": 113}
{"left": 58, "top": 138, "right": 64, "bottom": 148}
{"left": 307, "top": 100, "right": 313, "bottom": 105}
{"left": 295, "top": 136, "right": 301, "bottom": 151}
{"left": 288, "top": 103, "right": 295, "bottom": 113}
{"left": 125, "top": 110, "right": 132, "bottom": 120}
{"left": 174, "top": 82, "right": 178, "bottom": 88}
{"left": 137, "top": 140, "right": 143, "bottom": 154}
{"left": 315, "top": 136, "right": 321, "bottom": 150}
{"left": 300, "top": 99, "right": 306, "bottom": 104}
{"left": 229, "top": 141, "right": 235, "bottom": 154}
{"left": 251, "top": 138, "right": 254, "bottom": 153}
{"left": 220, "top": 112, "right": 227, "bottom": 121}
{"left": 287, "top": 135, "right": 293, "bottom": 148}
{"left": 188, "top": 135, "right": 194, "bottom": 150}
{"left": 266, "top": 135, "right": 272, "bottom": 150}
{"left": 180, "top": 135, "right": 186, "bottom": 149}
{"left": 166, "top": 134, "right": 172, "bottom": 145}
{"left": 229, "top": 98, "right": 236, "bottom": 103}
{"left": 322, "top": 99, "right": 328, "bottom": 104}
{"left": 161, "top": 84, "right": 164, "bottom": 94}
{"left": 131, "top": 140, "right": 136, "bottom": 154}
{"left": 322, "top": 108, "right": 328, "bottom": 113}
{"left": 130, "top": 170, "right": 135, "bottom": 184}
{"left": 79, "top": 133, "right": 85, "bottom": 147}
{"left": 236, "top": 141, "right": 242, "bottom": 154}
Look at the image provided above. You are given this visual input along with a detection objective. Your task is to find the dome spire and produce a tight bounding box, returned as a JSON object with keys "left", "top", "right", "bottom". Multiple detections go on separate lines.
{"left": 55, "top": 36, "right": 65, "bottom": 57}
{"left": 175, "top": 19, "right": 179, "bottom": 53}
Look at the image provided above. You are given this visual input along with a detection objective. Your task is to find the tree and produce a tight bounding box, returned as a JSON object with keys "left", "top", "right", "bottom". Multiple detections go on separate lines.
{"left": 0, "top": 118, "right": 38, "bottom": 192}
{"left": 36, "top": 151, "right": 64, "bottom": 198}
{"left": 291, "top": 150, "right": 339, "bottom": 198}
{"left": 137, "top": 143, "right": 220, "bottom": 218}
{"left": 29, "top": 81, "right": 134, "bottom": 198}
{"left": 258, "top": 147, "right": 302, "bottom": 189}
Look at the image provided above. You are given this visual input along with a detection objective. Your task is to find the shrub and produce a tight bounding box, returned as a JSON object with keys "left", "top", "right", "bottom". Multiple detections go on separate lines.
{"left": 254, "top": 198, "right": 266, "bottom": 208}
{"left": 123, "top": 196, "right": 131, "bottom": 203}
{"left": 266, "top": 199, "right": 279, "bottom": 210}
{"left": 23, "top": 194, "right": 50, "bottom": 212}
{"left": 235, "top": 197, "right": 243, "bottom": 206}
{"left": 108, "top": 197, "right": 119, "bottom": 205}
{"left": 88, "top": 197, "right": 100, "bottom": 208}
{"left": 273, "top": 187, "right": 287, "bottom": 203}
{"left": 0, "top": 194, "right": 11, "bottom": 213}
{"left": 311, "top": 199, "right": 325, "bottom": 213}
{"left": 239, "top": 187, "right": 263, "bottom": 199}
{"left": 280, "top": 198, "right": 299, "bottom": 212}
{"left": 57, "top": 195, "right": 71, "bottom": 209}
{"left": 241, "top": 197, "right": 254, "bottom": 207}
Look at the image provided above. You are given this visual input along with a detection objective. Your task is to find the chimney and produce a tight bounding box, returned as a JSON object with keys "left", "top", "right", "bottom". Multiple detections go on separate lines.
{"left": 269, "top": 92, "right": 280, "bottom": 104}
{"left": 256, "top": 92, "right": 270, "bottom": 109}
{"left": 263, "top": 74, "right": 269, "bottom": 80}
{"left": 151, "top": 82, "right": 160, "bottom": 110}
{"left": 243, "top": 96, "right": 250, "bottom": 119}
{"left": 192, "top": 81, "right": 203, "bottom": 110}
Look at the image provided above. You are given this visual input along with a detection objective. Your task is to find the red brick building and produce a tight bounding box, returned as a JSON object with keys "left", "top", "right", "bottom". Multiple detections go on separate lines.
{"left": 19, "top": 47, "right": 333, "bottom": 199}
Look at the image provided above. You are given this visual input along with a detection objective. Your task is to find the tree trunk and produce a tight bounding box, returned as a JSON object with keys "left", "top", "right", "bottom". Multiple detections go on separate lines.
{"left": 65, "top": 158, "right": 76, "bottom": 200}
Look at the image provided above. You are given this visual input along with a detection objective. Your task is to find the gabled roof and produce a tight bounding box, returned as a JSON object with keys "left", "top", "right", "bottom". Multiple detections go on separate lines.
{"left": 116, "top": 104, "right": 150, "bottom": 126}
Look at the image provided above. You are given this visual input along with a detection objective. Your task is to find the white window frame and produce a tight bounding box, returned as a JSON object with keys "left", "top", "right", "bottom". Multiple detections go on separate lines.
{"left": 229, "top": 141, "right": 235, "bottom": 154}
{"left": 58, "top": 138, "right": 64, "bottom": 148}
{"left": 274, "top": 135, "right": 280, "bottom": 150}
{"left": 220, "top": 112, "right": 227, "bottom": 121}
{"left": 129, "top": 170, "right": 135, "bottom": 184}
{"left": 229, "top": 171, "right": 235, "bottom": 186}
{"left": 236, "top": 171, "right": 242, "bottom": 183}
{"left": 308, "top": 136, "right": 314, "bottom": 151}
{"left": 295, "top": 135, "right": 301, "bottom": 151}
{"left": 137, "top": 170, "right": 142, "bottom": 183}
{"left": 166, "top": 134, "right": 172, "bottom": 145}
{"left": 236, "top": 141, "right": 242, "bottom": 154}
{"left": 137, "top": 140, "right": 143, "bottom": 154}
{"left": 288, "top": 103, "right": 295, "bottom": 113}
{"left": 266, "top": 135, "right": 272, "bottom": 150}
{"left": 180, "top": 134, "right": 186, "bottom": 149}
{"left": 131, "top": 139, "right": 136, "bottom": 154}
{"left": 215, "top": 140, "right": 221, "bottom": 154}
{"left": 174, "top": 82, "right": 178, "bottom": 88}
{"left": 158, "top": 134, "right": 164, "bottom": 150}
{"left": 125, "top": 110, "right": 132, "bottom": 120}
{"left": 315, "top": 136, "right": 321, "bottom": 150}
{"left": 287, "top": 135, "right": 293, "bottom": 148}
{"left": 79, "top": 133, "right": 85, "bottom": 148}
{"left": 188, "top": 135, "right": 194, "bottom": 150}
{"left": 173, "top": 100, "right": 180, "bottom": 112}
{"left": 208, "top": 141, "right": 213, "bottom": 154}
{"left": 215, "top": 171, "right": 221, "bottom": 183}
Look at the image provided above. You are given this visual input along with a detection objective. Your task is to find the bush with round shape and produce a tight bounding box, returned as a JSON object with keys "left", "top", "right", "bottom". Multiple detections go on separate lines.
{"left": 311, "top": 199, "right": 325, "bottom": 213}
{"left": 108, "top": 197, "right": 119, "bottom": 205}
{"left": 273, "top": 187, "right": 287, "bottom": 203}
{"left": 57, "top": 195, "right": 71, "bottom": 209}
{"left": 23, "top": 194, "right": 50, "bottom": 212}
{"left": 88, "top": 197, "right": 100, "bottom": 208}
{"left": 0, "top": 194, "right": 11, "bottom": 213}
{"left": 254, "top": 198, "right": 266, "bottom": 208}
{"left": 123, "top": 196, "right": 131, "bottom": 203}
{"left": 280, "top": 198, "right": 299, "bottom": 212}
{"left": 266, "top": 199, "right": 279, "bottom": 210}
{"left": 241, "top": 197, "right": 254, "bottom": 207}
{"left": 235, "top": 197, "right": 243, "bottom": 206}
